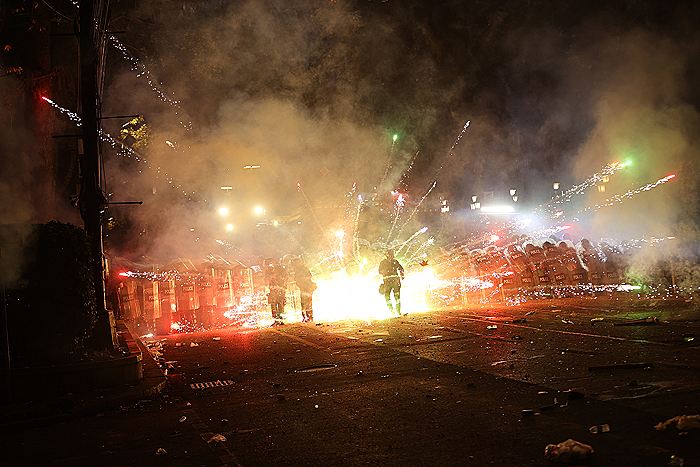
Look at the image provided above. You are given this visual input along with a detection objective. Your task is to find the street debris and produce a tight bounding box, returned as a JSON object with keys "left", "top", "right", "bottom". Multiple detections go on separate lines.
{"left": 175, "top": 342, "right": 183, "bottom": 347}
{"left": 156, "top": 447, "right": 167, "bottom": 456}
{"left": 486, "top": 325, "right": 498, "bottom": 330}
{"left": 511, "top": 318, "right": 527, "bottom": 323}
{"left": 179, "top": 415, "right": 187, "bottom": 423}
{"left": 524, "top": 311, "right": 535, "bottom": 316}
{"left": 521, "top": 409, "right": 537, "bottom": 417}
{"left": 544, "top": 439, "right": 594, "bottom": 463}
{"left": 213, "top": 337, "right": 221, "bottom": 341}
{"left": 590, "top": 317, "right": 604, "bottom": 323}
{"left": 655, "top": 415, "right": 700, "bottom": 431}
{"left": 588, "top": 423, "right": 610, "bottom": 434}
{"left": 683, "top": 335, "right": 695, "bottom": 343}
{"left": 614, "top": 316, "right": 659, "bottom": 326}
{"left": 561, "top": 319, "right": 574, "bottom": 324}
{"left": 295, "top": 363, "right": 337, "bottom": 373}
{"left": 207, "top": 433, "right": 227, "bottom": 444}
{"left": 588, "top": 362, "right": 652, "bottom": 371}
{"left": 190, "top": 342, "right": 199, "bottom": 347}
{"left": 374, "top": 338, "right": 384, "bottom": 342}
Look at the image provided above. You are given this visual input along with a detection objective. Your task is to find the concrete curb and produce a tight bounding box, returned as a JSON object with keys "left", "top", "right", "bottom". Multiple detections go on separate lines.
{"left": 0, "top": 320, "right": 166, "bottom": 427}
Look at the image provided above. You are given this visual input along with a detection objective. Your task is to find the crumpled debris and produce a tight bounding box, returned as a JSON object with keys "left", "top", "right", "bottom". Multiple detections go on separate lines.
{"left": 561, "top": 319, "right": 574, "bottom": 324}
{"left": 486, "top": 325, "right": 497, "bottom": 330}
{"left": 614, "top": 316, "right": 659, "bottom": 326}
{"left": 190, "top": 342, "right": 199, "bottom": 347}
{"left": 213, "top": 337, "right": 221, "bottom": 341}
{"left": 590, "top": 317, "right": 604, "bottom": 323}
{"left": 207, "top": 433, "right": 227, "bottom": 443}
{"left": 155, "top": 447, "right": 167, "bottom": 455}
{"left": 544, "top": 439, "right": 594, "bottom": 463}
{"left": 655, "top": 415, "right": 700, "bottom": 431}
{"left": 179, "top": 416, "right": 187, "bottom": 423}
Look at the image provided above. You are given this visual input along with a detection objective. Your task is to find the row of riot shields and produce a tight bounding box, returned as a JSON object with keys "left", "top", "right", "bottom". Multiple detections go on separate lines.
{"left": 453, "top": 240, "right": 627, "bottom": 302}
{"left": 116, "top": 265, "right": 255, "bottom": 334}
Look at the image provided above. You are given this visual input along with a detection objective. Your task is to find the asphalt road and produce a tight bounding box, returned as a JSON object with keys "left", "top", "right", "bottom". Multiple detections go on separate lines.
{"left": 5, "top": 298, "right": 700, "bottom": 466}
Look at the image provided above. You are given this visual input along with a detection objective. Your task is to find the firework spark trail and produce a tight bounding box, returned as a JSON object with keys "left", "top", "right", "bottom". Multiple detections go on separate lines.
{"left": 42, "top": 96, "right": 195, "bottom": 199}
{"left": 69, "top": 1, "right": 192, "bottom": 130}
{"left": 352, "top": 195, "right": 363, "bottom": 259}
{"left": 395, "top": 180, "right": 437, "bottom": 237}
{"left": 398, "top": 150, "right": 421, "bottom": 189}
{"left": 407, "top": 236, "right": 435, "bottom": 263}
{"left": 396, "top": 226, "right": 428, "bottom": 256}
{"left": 385, "top": 192, "right": 407, "bottom": 242}
{"left": 576, "top": 174, "right": 676, "bottom": 215}
{"left": 297, "top": 182, "right": 327, "bottom": 239}
{"left": 434, "top": 121, "right": 470, "bottom": 176}
{"left": 537, "top": 161, "right": 629, "bottom": 215}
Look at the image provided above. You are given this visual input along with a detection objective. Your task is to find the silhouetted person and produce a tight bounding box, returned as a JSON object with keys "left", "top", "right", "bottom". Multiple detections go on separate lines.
{"left": 265, "top": 258, "right": 287, "bottom": 325}
{"left": 379, "top": 249, "right": 405, "bottom": 315}
{"left": 292, "top": 257, "right": 316, "bottom": 322}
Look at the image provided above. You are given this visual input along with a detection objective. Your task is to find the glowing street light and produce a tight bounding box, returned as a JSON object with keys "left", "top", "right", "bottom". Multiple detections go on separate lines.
{"left": 225, "top": 223, "right": 234, "bottom": 232}
{"left": 217, "top": 206, "right": 230, "bottom": 217}
{"left": 253, "top": 205, "right": 266, "bottom": 216}
{"left": 509, "top": 189, "right": 516, "bottom": 196}
{"left": 272, "top": 220, "right": 280, "bottom": 227}
{"left": 553, "top": 182, "right": 560, "bottom": 190}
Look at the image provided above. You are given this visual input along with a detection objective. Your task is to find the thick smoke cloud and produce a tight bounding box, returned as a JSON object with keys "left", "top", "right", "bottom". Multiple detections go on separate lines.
{"left": 101, "top": 0, "right": 700, "bottom": 264}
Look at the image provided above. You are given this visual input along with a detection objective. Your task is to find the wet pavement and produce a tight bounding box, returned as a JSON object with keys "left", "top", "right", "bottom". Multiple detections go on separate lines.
{"left": 4, "top": 298, "right": 699, "bottom": 466}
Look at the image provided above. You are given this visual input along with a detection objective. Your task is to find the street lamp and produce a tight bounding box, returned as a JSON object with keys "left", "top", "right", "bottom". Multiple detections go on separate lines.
{"left": 217, "top": 206, "right": 229, "bottom": 217}
{"left": 553, "top": 182, "right": 560, "bottom": 190}
{"left": 225, "top": 223, "right": 234, "bottom": 232}
{"left": 253, "top": 205, "right": 265, "bottom": 216}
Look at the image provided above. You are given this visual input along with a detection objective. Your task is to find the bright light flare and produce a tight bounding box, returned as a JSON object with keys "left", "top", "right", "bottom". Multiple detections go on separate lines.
{"left": 253, "top": 205, "right": 265, "bottom": 216}
{"left": 480, "top": 205, "right": 515, "bottom": 214}
{"left": 217, "top": 206, "right": 229, "bottom": 217}
{"left": 314, "top": 268, "right": 449, "bottom": 322}
{"left": 225, "top": 223, "right": 234, "bottom": 232}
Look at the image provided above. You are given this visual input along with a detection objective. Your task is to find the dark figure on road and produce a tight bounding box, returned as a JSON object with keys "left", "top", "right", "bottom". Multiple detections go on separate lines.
{"left": 292, "top": 257, "right": 316, "bottom": 322}
{"left": 265, "top": 258, "right": 287, "bottom": 325}
{"left": 379, "top": 249, "right": 405, "bottom": 315}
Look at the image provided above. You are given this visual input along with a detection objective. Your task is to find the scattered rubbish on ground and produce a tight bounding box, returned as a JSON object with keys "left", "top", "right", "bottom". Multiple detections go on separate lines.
{"left": 668, "top": 454, "right": 685, "bottom": 466}
{"left": 491, "top": 360, "right": 509, "bottom": 366}
{"left": 683, "top": 335, "right": 695, "bottom": 343}
{"left": 374, "top": 338, "right": 384, "bottom": 342}
{"left": 356, "top": 370, "right": 364, "bottom": 376}
{"left": 614, "top": 316, "right": 659, "bottom": 326}
{"left": 175, "top": 342, "right": 182, "bottom": 347}
{"left": 588, "top": 362, "right": 652, "bottom": 371}
{"left": 427, "top": 335, "right": 443, "bottom": 339}
{"left": 655, "top": 415, "right": 700, "bottom": 431}
{"left": 486, "top": 325, "right": 498, "bottom": 330}
{"left": 512, "top": 318, "right": 527, "bottom": 323}
{"left": 588, "top": 424, "right": 610, "bottom": 434}
{"left": 179, "top": 416, "right": 187, "bottom": 423}
{"left": 521, "top": 409, "right": 537, "bottom": 417}
{"left": 590, "top": 317, "right": 604, "bottom": 323}
{"left": 190, "top": 342, "right": 199, "bottom": 347}
{"left": 295, "top": 363, "right": 337, "bottom": 373}
{"left": 524, "top": 311, "right": 535, "bottom": 316}
{"left": 207, "top": 434, "right": 227, "bottom": 444}
{"left": 213, "top": 337, "right": 221, "bottom": 341}
{"left": 544, "top": 439, "right": 594, "bottom": 463}
{"left": 156, "top": 448, "right": 167, "bottom": 455}
{"left": 561, "top": 319, "right": 574, "bottom": 324}
{"left": 314, "top": 404, "right": 319, "bottom": 409}
{"left": 221, "top": 418, "right": 229, "bottom": 425}
{"left": 512, "top": 335, "right": 523, "bottom": 340}
{"left": 538, "top": 391, "right": 548, "bottom": 395}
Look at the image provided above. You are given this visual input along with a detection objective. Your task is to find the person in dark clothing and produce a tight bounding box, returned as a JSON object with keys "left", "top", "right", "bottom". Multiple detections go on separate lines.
{"left": 292, "top": 257, "right": 316, "bottom": 322}
{"left": 379, "top": 249, "right": 405, "bottom": 315}
{"left": 265, "top": 258, "right": 287, "bottom": 325}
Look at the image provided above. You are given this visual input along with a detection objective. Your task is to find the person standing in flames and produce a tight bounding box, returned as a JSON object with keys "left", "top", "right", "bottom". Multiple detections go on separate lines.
{"left": 292, "top": 256, "right": 316, "bottom": 322}
{"left": 379, "top": 249, "right": 405, "bottom": 315}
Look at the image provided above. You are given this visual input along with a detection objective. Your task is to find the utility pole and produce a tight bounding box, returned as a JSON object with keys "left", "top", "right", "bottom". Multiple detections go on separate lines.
{"left": 79, "top": 0, "right": 114, "bottom": 349}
